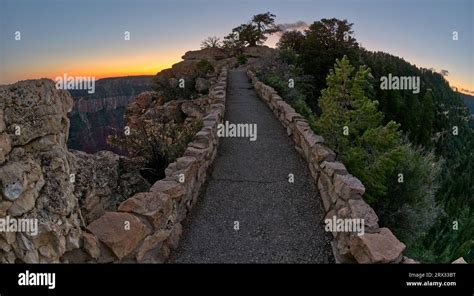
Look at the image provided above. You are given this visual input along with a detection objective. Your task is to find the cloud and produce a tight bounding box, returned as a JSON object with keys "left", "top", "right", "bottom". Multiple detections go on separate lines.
{"left": 440, "top": 69, "right": 449, "bottom": 76}
{"left": 275, "top": 21, "right": 309, "bottom": 35}
{"left": 461, "top": 88, "right": 474, "bottom": 95}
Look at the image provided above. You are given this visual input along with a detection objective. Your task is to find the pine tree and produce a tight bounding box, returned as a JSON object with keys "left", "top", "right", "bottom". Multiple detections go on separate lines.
{"left": 315, "top": 56, "right": 440, "bottom": 250}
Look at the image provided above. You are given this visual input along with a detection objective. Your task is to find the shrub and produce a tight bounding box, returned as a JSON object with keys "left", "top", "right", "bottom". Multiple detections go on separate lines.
{"left": 237, "top": 53, "right": 247, "bottom": 65}
{"left": 196, "top": 59, "right": 214, "bottom": 77}
{"left": 108, "top": 116, "right": 202, "bottom": 183}
{"left": 153, "top": 75, "right": 196, "bottom": 102}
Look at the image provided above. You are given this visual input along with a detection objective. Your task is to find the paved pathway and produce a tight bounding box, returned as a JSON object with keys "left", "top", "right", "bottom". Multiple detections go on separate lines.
{"left": 169, "top": 69, "right": 333, "bottom": 263}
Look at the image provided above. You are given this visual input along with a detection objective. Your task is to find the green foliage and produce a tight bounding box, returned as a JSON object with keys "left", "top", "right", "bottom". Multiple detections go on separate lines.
{"left": 108, "top": 116, "right": 202, "bottom": 183}
{"left": 222, "top": 31, "right": 245, "bottom": 50}
{"left": 153, "top": 59, "right": 213, "bottom": 101}
{"left": 153, "top": 75, "right": 196, "bottom": 102}
{"left": 293, "top": 97, "right": 317, "bottom": 130}
{"left": 355, "top": 51, "right": 473, "bottom": 262}
{"left": 278, "top": 48, "right": 299, "bottom": 65}
{"left": 266, "top": 19, "right": 474, "bottom": 262}
{"left": 277, "top": 30, "right": 305, "bottom": 52}
{"left": 226, "top": 12, "right": 280, "bottom": 47}
{"left": 315, "top": 56, "right": 440, "bottom": 247}
{"left": 298, "top": 18, "right": 359, "bottom": 109}
{"left": 196, "top": 59, "right": 214, "bottom": 77}
{"left": 237, "top": 53, "right": 247, "bottom": 65}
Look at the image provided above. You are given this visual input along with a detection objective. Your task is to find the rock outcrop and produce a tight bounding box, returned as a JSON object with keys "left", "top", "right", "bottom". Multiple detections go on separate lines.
{"left": 71, "top": 150, "right": 150, "bottom": 224}
{"left": 0, "top": 79, "right": 151, "bottom": 263}
{"left": 0, "top": 79, "right": 82, "bottom": 263}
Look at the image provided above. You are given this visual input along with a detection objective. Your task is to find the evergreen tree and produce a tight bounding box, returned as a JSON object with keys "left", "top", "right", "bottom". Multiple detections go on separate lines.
{"left": 299, "top": 18, "right": 359, "bottom": 110}
{"left": 316, "top": 56, "right": 440, "bottom": 247}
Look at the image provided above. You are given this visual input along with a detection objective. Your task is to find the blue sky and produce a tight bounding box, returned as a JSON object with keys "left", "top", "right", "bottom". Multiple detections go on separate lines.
{"left": 0, "top": 0, "right": 473, "bottom": 92}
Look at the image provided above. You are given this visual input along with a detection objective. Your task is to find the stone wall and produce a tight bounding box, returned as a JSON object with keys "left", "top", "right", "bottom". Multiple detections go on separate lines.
{"left": 82, "top": 68, "right": 228, "bottom": 263}
{"left": 247, "top": 70, "right": 409, "bottom": 264}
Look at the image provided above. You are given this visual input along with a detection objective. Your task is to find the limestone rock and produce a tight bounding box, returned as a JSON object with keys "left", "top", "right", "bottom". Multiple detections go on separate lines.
{"left": 150, "top": 178, "right": 185, "bottom": 201}
{"left": 349, "top": 228, "right": 406, "bottom": 263}
{"left": 118, "top": 192, "right": 173, "bottom": 229}
{"left": 136, "top": 230, "right": 171, "bottom": 262}
{"left": 348, "top": 199, "right": 379, "bottom": 232}
{"left": 86, "top": 212, "right": 151, "bottom": 260}
{"left": 334, "top": 173, "right": 365, "bottom": 200}
{"left": 195, "top": 78, "right": 210, "bottom": 94}
{"left": 0, "top": 79, "right": 86, "bottom": 263}
{"left": 402, "top": 256, "right": 419, "bottom": 264}
{"left": 83, "top": 232, "right": 100, "bottom": 259}
{"left": 135, "top": 91, "right": 164, "bottom": 109}
{"left": 0, "top": 133, "right": 11, "bottom": 164}
{"left": 182, "top": 101, "right": 205, "bottom": 119}
{"left": 171, "top": 60, "right": 201, "bottom": 77}
{"left": 243, "top": 46, "right": 276, "bottom": 58}
{"left": 0, "top": 79, "right": 72, "bottom": 147}
{"left": 313, "top": 144, "right": 336, "bottom": 163}
{"left": 321, "top": 161, "right": 347, "bottom": 178}
{"left": 452, "top": 257, "right": 467, "bottom": 264}
{"left": 164, "top": 223, "right": 183, "bottom": 250}
{"left": 182, "top": 47, "right": 228, "bottom": 61}
{"left": 72, "top": 150, "right": 150, "bottom": 224}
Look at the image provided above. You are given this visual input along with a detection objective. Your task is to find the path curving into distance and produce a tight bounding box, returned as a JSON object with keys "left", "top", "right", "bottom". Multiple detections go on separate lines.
{"left": 169, "top": 69, "right": 334, "bottom": 263}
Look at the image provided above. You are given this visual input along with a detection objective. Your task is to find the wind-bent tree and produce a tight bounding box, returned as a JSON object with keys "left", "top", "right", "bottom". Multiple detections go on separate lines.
{"left": 251, "top": 12, "right": 280, "bottom": 45}
{"left": 226, "top": 12, "right": 280, "bottom": 47}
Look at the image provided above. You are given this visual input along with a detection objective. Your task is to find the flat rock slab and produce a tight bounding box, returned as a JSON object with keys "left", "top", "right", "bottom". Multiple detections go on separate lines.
{"left": 169, "top": 69, "right": 333, "bottom": 263}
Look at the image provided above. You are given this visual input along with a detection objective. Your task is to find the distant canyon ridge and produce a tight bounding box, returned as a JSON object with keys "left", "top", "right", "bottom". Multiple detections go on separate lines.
{"left": 67, "top": 75, "right": 154, "bottom": 154}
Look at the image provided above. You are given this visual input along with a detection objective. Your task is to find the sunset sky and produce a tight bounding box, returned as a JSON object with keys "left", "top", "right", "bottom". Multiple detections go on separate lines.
{"left": 0, "top": 0, "right": 473, "bottom": 93}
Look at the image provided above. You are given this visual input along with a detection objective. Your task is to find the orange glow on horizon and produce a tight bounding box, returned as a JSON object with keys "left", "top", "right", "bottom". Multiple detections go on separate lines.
{"left": 1, "top": 51, "right": 184, "bottom": 85}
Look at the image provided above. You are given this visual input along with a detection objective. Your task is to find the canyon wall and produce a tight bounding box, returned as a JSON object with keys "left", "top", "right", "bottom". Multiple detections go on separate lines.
{"left": 247, "top": 70, "right": 413, "bottom": 264}
{"left": 68, "top": 76, "right": 153, "bottom": 154}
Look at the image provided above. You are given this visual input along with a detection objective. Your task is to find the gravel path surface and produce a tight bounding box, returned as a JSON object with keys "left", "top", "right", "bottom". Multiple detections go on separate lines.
{"left": 169, "top": 69, "right": 334, "bottom": 263}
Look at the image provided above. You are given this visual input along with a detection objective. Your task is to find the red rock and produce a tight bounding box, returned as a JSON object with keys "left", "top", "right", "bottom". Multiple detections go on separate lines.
{"left": 321, "top": 161, "right": 347, "bottom": 178}
{"left": 150, "top": 178, "right": 185, "bottom": 201}
{"left": 118, "top": 192, "right": 173, "bottom": 229}
{"left": 83, "top": 232, "right": 100, "bottom": 259}
{"left": 86, "top": 212, "right": 151, "bottom": 260}
{"left": 165, "top": 223, "right": 183, "bottom": 250}
{"left": 313, "top": 144, "right": 336, "bottom": 163}
{"left": 136, "top": 230, "right": 171, "bottom": 262}
{"left": 334, "top": 173, "right": 365, "bottom": 200}
{"left": 349, "top": 228, "right": 406, "bottom": 263}
{"left": 348, "top": 199, "right": 379, "bottom": 232}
